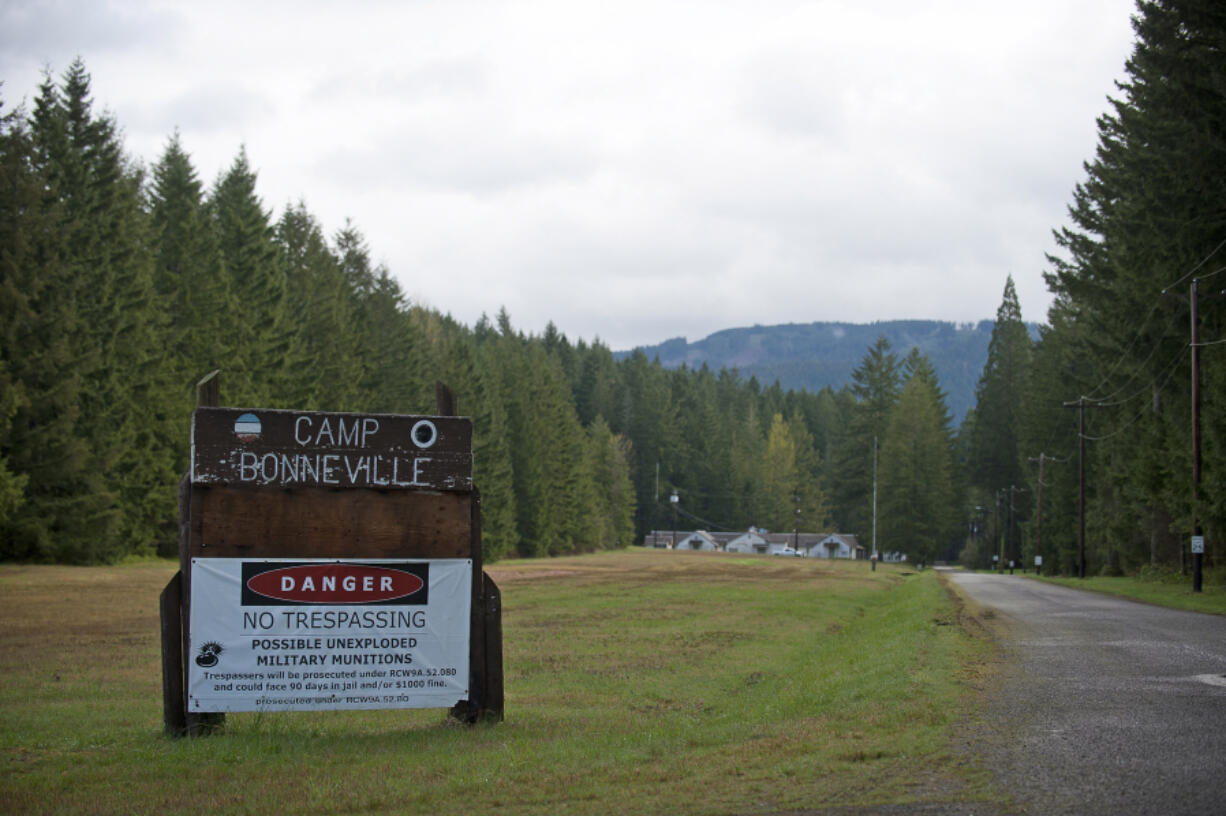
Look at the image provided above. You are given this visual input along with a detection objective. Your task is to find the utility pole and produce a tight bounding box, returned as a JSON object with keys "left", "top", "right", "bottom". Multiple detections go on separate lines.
{"left": 1191, "top": 279, "right": 1204, "bottom": 593}
{"left": 793, "top": 493, "right": 801, "bottom": 553}
{"left": 872, "top": 436, "right": 879, "bottom": 562}
{"left": 1007, "top": 485, "right": 1023, "bottom": 573}
{"left": 670, "top": 489, "right": 679, "bottom": 550}
{"left": 994, "top": 489, "right": 1003, "bottom": 571}
{"left": 1064, "top": 397, "right": 1088, "bottom": 578}
{"left": 653, "top": 462, "right": 660, "bottom": 544}
{"left": 1007, "top": 487, "right": 1015, "bottom": 573}
{"left": 1028, "top": 454, "right": 1048, "bottom": 576}
{"left": 1078, "top": 398, "right": 1086, "bottom": 579}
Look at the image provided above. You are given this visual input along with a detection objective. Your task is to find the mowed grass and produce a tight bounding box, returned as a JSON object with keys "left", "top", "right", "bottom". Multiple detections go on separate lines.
{"left": 0, "top": 550, "right": 997, "bottom": 815}
{"left": 1030, "top": 572, "right": 1226, "bottom": 615}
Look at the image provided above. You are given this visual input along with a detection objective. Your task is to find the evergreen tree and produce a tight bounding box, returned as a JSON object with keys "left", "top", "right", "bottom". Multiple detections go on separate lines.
{"left": 28, "top": 61, "right": 176, "bottom": 560}
{"left": 968, "top": 277, "right": 1032, "bottom": 498}
{"left": 351, "top": 263, "right": 423, "bottom": 414}
{"left": 528, "top": 342, "right": 598, "bottom": 554}
{"left": 789, "top": 407, "right": 833, "bottom": 533}
{"left": 0, "top": 361, "right": 26, "bottom": 527}
{"left": 148, "top": 132, "right": 232, "bottom": 444}
{"left": 614, "top": 350, "right": 680, "bottom": 538}
{"left": 574, "top": 339, "right": 618, "bottom": 427}
{"left": 758, "top": 413, "right": 799, "bottom": 532}
{"left": 0, "top": 102, "right": 85, "bottom": 552}
{"left": 586, "top": 417, "right": 637, "bottom": 549}
{"left": 208, "top": 147, "right": 286, "bottom": 405}
{"left": 276, "top": 201, "right": 363, "bottom": 409}
{"left": 879, "top": 374, "right": 956, "bottom": 564}
{"left": 470, "top": 340, "right": 518, "bottom": 560}
{"left": 829, "top": 337, "right": 901, "bottom": 536}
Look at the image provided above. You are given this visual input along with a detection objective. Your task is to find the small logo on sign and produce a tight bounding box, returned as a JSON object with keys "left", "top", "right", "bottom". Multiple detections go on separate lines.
{"left": 234, "top": 413, "right": 262, "bottom": 442}
{"left": 196, "top": 641, "right": 224, "bottom": 668}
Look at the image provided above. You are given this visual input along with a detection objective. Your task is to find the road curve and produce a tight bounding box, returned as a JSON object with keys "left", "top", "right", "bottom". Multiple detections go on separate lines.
{"left": 944, "top": 570, "right": 1226, "bottom": 816}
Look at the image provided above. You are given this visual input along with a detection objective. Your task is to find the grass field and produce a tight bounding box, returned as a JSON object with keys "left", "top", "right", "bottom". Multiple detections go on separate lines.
{"left": 0, "top": 550, "right": 1000, "bottom": 815}
{"left": 1028, "top": 571, "right": 1226, "bottom": 616}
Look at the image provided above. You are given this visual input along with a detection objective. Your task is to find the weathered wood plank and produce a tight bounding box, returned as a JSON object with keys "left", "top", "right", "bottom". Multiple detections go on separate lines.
{"left": 160, "top": 571, "right": 185, "bottom": 736}
{"left": 192, "top": 407, "right": 473, "bottom": 491}
{"left": 188, "top": 486, "right": 473, "bottom": 559}
{"left": 481, "top": 574, "right": 504, "bottom": 721}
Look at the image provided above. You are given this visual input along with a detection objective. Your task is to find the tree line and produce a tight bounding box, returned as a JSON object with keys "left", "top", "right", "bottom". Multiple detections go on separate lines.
{"left": 3, "top": 0, "right": 1222, "bottom": 575}
{"left": 961, "top": 0, "right": 1225, "bottom": 577}
{"left": 0, "top": 59, "right": 969, "bottom": 566}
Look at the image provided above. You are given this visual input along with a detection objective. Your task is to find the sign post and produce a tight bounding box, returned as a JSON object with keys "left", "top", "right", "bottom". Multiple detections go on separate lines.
{"left": 161, "top": 375, "right": 502, "bottom": 735}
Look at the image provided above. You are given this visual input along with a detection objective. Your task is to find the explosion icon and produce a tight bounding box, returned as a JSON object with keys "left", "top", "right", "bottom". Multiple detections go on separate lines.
{"left": 195, "top": 641, "right": 224, "bottom": 668}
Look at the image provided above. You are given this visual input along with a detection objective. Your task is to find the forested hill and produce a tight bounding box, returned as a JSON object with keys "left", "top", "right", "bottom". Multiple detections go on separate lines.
{"left": 619, "top": 320, "right": 1040, "bottom": 425}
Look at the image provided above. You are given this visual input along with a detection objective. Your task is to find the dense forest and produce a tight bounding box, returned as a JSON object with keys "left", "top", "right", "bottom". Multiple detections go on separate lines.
{"left": 1, "top": 1, "right": 1222, "bottom": 577}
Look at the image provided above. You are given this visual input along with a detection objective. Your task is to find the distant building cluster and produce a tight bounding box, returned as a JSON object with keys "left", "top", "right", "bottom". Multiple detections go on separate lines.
{"left": 643, "top": 528, "right": 905, "bottom": 561}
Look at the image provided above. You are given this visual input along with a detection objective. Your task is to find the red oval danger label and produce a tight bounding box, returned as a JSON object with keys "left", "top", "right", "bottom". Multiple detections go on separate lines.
{"left": 246, "top": 564, "right": 424, "bottom": 604}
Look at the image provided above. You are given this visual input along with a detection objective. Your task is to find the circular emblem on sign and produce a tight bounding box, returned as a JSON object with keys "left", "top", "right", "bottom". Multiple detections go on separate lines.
{"left": 234, "top": 413, "right": 262, "bottom": 442}
{"left": 411, "top": 419, "right": 438, "bottom": 449}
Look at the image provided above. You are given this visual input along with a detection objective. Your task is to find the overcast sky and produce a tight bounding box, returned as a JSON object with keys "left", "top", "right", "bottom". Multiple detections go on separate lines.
{"left": 2, "top": 0, "right": 1138, "bottom": 350}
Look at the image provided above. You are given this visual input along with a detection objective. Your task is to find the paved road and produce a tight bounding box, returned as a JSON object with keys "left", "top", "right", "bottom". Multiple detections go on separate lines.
{"left": 944, "top": 571, "right": 1226, "bottom": 815}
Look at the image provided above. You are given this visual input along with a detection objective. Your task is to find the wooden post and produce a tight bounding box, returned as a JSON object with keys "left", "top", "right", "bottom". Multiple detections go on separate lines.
{"left": 435, "top": 380, "right": 457, "bottom": 418}
{"left": 438, "top": 382, "right": 504, "bottom": 723}
{"left": 159, "top": 571, "right": 185, "bottom": 736}
{"left": 1029, "top": 454, "right": 1046, "bottom": 576}
{"left": 1078, "top": 398, "right": 1086, "bottom": 579}
{"left": 481, "top": 573, "right": 504, "bottom": 720}
{"left": 184, "top": 371, "right": 224, "bottom": 736}
{"left": 1191, "top": 280, "right": 1203, "bottom": 592}
{"left": 196, "top": 370, "right": 220, "bottom": 410}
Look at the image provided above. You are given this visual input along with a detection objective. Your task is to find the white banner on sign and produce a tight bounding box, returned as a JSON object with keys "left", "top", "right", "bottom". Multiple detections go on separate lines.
{"left": 188, "top": 558, "right": 471, "bottom": 712}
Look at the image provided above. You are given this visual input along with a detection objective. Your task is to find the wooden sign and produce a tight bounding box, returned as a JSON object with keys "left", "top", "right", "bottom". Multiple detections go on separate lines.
{"left": 162, "top": 377, "right": 502, "bottom": 737}
{"left": 192, "top": 408, "right": 472, "bottom": 491}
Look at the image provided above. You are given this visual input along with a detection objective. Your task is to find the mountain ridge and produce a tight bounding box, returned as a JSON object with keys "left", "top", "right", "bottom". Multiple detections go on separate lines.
{"left": 617, "top": 319, "right": 1039, "bottom": 425}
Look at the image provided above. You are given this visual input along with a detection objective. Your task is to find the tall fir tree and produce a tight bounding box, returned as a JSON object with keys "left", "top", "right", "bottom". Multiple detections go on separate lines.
{"left": 276, "top": 201, "right": 363, "bottom": 410}
{"left": 148, "top": 132, "right": 233, "bottom": 455}
{"left": 28, "top": 61, "right": 177, "bottom": 560}
{"left": 967, "top": 277, "right": 1032, "bottom": 501}
{"left": 586, "top": 417, "right": 637, "bottom": 549}
{"left": 469, "top": 339, "right": 519, "bottom": 560}
{"left": 208, "top": 147, "right": 286, "bottom": 406}
{"left": 829, "top": 337, "right": 901, "bottom": 536}
{"left": 879, "top": 373, "right": 957, "bottom": 564}
{"left": 757, "top": 413, "right": 799, "bottom": 532}
{"left": 0, "top": 100, "right": 92, "bottom": 554}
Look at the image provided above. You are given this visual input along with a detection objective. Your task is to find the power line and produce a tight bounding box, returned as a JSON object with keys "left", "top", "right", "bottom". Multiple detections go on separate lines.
{"left": 1191, "top": 263, "right": 1226, "bottom": 282}
{"left": 1082, "top": 300, "right": 1168, "bottom": 402}
{"left": 1080, "top": 351, "right": 1185, "bottom": 442}
{"left": 662, "top": 501, "right": 740, "bottom": 532}
{"left": 1080, "top": 248, "right": 1226, "bottom": 403}
{"left": 1164, "top": 240, "right": 1226, "bottom": 292}
{"left": 1091, "top": 342, "right": 1187, "bottom": 408}
{"left": 1086, "top": 310, "right": 1184, "bottom": 403}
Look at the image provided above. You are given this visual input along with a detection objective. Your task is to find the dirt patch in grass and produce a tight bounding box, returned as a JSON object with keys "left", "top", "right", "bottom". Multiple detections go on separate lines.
{"left": 486, "top": 568, "right": 580, "bottom": 582}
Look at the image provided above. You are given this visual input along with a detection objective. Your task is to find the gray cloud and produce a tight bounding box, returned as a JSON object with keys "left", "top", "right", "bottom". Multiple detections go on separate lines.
{"left": 313, "top": 123, "right": 599, "bottom": 194}
{"left": 0, "top": 0, "right": 178, "bottom": 61}
{"left": 135, "top": 82, "right": 275, "bottom": 136}
{"left": 0, "top": 0, "right": 1138, "bottom": 349}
